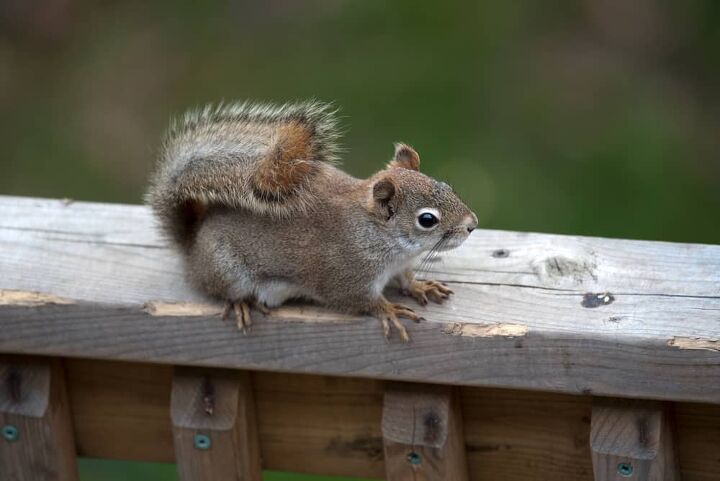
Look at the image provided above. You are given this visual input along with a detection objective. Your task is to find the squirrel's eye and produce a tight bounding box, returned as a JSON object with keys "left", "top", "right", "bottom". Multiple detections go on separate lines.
{"left": 417, "top": 212, "right": 439, "bottom": 229}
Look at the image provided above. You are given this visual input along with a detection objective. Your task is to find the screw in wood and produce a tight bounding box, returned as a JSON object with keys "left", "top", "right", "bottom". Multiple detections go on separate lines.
{"left": 1, "top": 424, "right": 18, "bottom": 442}
{"left": 406, "top": 451, "right": 421, "bottom": 465}
{"left": 193, "top": 433, "right": 211, "bottom": 450}
{"left": 617, "top": 462, "right": 633, "bottom": 477}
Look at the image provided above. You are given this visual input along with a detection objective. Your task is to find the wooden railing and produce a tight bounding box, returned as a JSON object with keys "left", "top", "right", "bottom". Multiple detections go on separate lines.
{"left": 0, "top": 195, "right": 718, "bottom": 480}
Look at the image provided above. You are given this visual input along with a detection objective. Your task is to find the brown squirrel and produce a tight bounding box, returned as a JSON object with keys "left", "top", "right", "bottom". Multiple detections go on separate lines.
{"left": 146, "top": 100, "right": 477, "bottom": 341}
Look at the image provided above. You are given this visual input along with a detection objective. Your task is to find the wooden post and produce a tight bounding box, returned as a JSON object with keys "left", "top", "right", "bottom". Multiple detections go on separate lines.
{"left": 171, "top": 367, "right": 261, "bottom": 481}
{"left": 382, "top": 382, "right": 468, "bottom": 481}
{"left": 590, "top": 397, "right": 680, "bottom": 481}
{"left": 0, "top": 357, "right": 78, "bottom": 481}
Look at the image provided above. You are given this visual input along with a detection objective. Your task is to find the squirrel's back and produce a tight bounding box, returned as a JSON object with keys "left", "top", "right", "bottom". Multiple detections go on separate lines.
{"left": 146, "top": 100, "right": 341, "bottom": 248}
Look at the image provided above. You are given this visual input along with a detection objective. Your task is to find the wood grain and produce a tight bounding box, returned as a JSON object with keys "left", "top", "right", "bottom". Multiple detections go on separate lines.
{"left": 383, "top": 382, "right": 468, "bottom": 480}
{"left": 590, "top": 398, "right": 680, "bottom": 480}
{"left": 1, "top": 292, "right": 718, "bottom": 403}
{"left": 1, "top": 195, "right": 719, "bottom": 403}
{"left": 0, "top": 357, "right": 78, "bottom": 481}
{"left": 2, "top": 195, "right": 717, "bottom": 298}
{"left": 63, "top": 359, "right": 720, "bottom": 481}
{"left": 171, "top": 367, "right": 261, "bottom": 481}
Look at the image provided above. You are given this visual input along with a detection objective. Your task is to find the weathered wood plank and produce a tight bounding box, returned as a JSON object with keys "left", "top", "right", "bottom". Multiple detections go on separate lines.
{"left": 382, "top": 382, "right": 468, "bottom": 480}
{"left": 2, "top": 195, "right": 717, "bottom": 298}
{"left": 590, "top": 398, "right": 680, "bottom": 480}
{"left": 62, "top": 360, "right": 720, "bottom": 481}
{"left": 0, "top": 357, "right": 78, "bottom": 481}
{"left": 1, "top": 195, "right": 719, "bottom": 402}
{"left": 171, "top": 367, "right": 261, "bottom": 481}
{"left": 1, "top": 292, "right": 718, "bottom": 403}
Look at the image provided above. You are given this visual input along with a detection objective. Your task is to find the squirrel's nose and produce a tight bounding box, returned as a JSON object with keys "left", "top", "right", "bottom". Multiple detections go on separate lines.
{"left": 464, "top": 212, "right": 478, "bottom": 234}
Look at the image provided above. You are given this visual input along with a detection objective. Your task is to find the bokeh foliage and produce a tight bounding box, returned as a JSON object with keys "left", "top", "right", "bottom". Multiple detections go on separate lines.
{"left": 2, "top": 1, "right": 718, "bottom": 243}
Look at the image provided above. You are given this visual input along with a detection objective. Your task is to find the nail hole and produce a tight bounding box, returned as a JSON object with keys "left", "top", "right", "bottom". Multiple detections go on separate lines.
{"left": 492, "top": 249, "right": 509, "bottom": 258}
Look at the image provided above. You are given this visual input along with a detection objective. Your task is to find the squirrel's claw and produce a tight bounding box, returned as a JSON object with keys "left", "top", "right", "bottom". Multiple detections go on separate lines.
{"left": 392, "top": 316, "right": 410, "bottom": 343}
{"left": 379, "top": 315, "right": 392, "bottom": 340}
{"left": 222, "top": 299, "right": 271, "bottom": 334}
{"left": 379, "top": 310, "right": 409, "bottom": 343}
{"left": 405, "top": 280, "right": 454, "bottom": 306}
{"left": 392, "top": 303, "right": 424, "bottom": 323}
{"left": 235, "top": 302, "right": 252, "bottom": 332}
{"left": 374, "top": 300, "right": 424, "bottom": 342}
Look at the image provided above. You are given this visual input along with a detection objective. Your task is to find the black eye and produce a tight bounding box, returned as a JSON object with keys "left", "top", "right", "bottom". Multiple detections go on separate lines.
{"left": 418, "top": 212, "right": 439, "bottom": 229}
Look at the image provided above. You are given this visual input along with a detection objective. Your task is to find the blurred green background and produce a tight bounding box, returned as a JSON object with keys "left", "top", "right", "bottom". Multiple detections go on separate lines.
{"left": 1, "top": 1, "right": 718, "bottom": 480}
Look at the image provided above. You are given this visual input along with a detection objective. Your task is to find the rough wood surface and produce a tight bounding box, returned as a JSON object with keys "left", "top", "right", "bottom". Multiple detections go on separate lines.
{"left": 590, "top": 398, "right": 680, "bottom": 481}
{"left": 1, "top": 196, "right": 719, "bottom": 402}
{"left": 0, "top": 357, "right": 78, "bottom": 481}
{"left": 171, "top": 367, "right": 261, "bottom": 481}
{"left": 383, "top": 383, "right": 468, "bottom": 480}
{"left": 64, "top": 359, "right": 720, "bottom": 481}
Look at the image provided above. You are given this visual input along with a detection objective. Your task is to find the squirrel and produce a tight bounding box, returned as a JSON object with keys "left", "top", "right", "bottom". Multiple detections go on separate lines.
{"left": 146, "top": 100, "right": 477, "bottom": 341}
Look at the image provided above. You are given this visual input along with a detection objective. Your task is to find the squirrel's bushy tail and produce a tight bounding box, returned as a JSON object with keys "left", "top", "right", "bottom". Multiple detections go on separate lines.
{"left": 146, "top": 100, "right": 340, "bottom": 248}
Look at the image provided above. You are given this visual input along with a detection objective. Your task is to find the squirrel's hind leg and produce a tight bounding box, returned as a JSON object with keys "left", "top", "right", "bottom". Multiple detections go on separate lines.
{"left": 222, "top": 299, "right": 270, "bottom": 334}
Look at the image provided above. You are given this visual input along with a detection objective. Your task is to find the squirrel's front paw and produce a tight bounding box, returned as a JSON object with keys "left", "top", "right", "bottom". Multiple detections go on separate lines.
{"left": 403, "top": 280, "right": 454, "bottom": 306}
{"left": 373, "top": 299, "right": 424, "bottom": 342}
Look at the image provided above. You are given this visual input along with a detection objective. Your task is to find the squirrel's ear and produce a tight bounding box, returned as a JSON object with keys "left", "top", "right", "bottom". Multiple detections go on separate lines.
{"left": 373, "top": 177, "right": 396, "bottom": 203}
{"left": 388, "top": 143, "right": 420, "bottom": 171}
{"left": 371, "top": 177, "right": 397, "bottom": 219}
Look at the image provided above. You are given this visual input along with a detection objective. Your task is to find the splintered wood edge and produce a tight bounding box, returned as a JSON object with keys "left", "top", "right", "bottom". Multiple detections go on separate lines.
{"left": 0, "top": 289, "right": 74, "bottom": 307}
{"left": 667, "top": 337, "right": 720, "bottom": 352}
{"left": 144, "top": 301, "right": 223, "bottom": 317}
{"left": 442, "top": 322, "right": 529, "bottom": 338}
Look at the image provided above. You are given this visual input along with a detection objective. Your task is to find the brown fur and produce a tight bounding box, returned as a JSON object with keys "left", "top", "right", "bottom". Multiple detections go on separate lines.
{"left": 253, "top": 120, "right": 316, "bottom": 198}
{"left": 147, "top": 100, "right": 477, "bottom": 341}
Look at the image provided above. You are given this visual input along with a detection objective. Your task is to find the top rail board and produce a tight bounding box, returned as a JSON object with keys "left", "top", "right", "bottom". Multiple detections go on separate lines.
{"left": 0, "top": 196, "right": 718, "bottom": 403}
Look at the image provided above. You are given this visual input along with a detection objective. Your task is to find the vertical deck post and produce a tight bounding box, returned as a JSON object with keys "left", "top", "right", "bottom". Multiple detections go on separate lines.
{"left": 0, "top": 357, "right": 78, "bottom": 481}
{"left": 382, "top": 382, "right": 469, "bottom": 481}
{"left": 590, "top": 397, "right": 680, "bottom": 481}
{"left": 171, "top": 367, "right": 261, "bottom": 481}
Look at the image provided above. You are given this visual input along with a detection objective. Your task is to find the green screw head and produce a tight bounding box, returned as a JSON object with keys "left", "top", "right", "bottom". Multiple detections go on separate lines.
{"left": 617, "top": 462, "right": 633, "bottom": 477}
{"left": 1, "top": 425, "right": 18, "bottom": 442}
{"left": 407, "top": 451, "right": 421, "bottom": 465}
{"left": 193, "top": 433, "right": 211, "bottom": 450}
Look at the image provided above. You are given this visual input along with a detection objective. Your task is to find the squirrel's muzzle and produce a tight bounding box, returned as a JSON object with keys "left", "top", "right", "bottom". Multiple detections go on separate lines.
{"left": 464, "top": 212, "right": 478, "bottom": 234}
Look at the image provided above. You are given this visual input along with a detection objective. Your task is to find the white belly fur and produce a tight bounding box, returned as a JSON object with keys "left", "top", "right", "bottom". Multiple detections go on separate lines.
{"left": 256, "top": 280, "right": 317, "bottom": 307}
